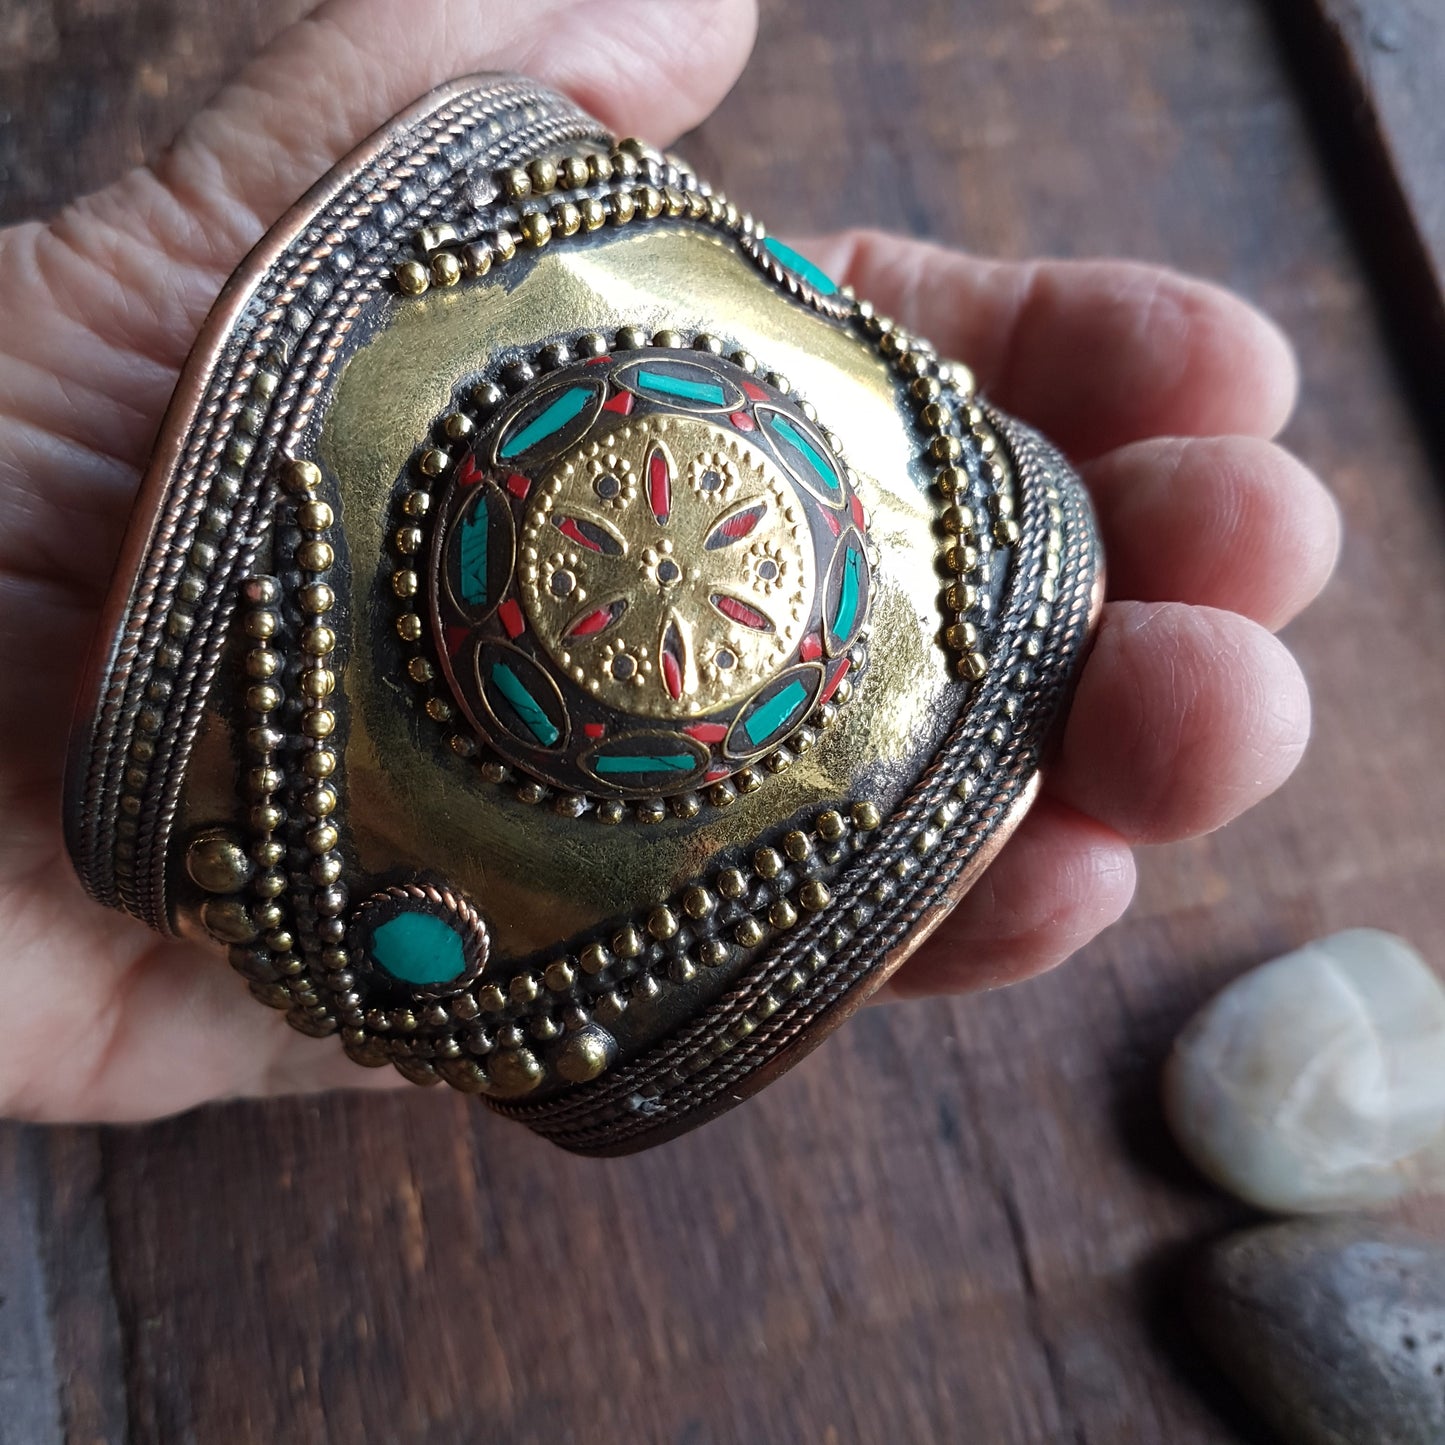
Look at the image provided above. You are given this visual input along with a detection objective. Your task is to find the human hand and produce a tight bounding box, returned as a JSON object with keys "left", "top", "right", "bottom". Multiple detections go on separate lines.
{"left": 0, "top": 0, "right": 1337, "bottom": 1121}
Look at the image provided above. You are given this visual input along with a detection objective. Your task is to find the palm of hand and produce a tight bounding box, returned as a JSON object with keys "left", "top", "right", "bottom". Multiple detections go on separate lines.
{"left": 0, "top": 0, "right": 1339, "bottom": 1122}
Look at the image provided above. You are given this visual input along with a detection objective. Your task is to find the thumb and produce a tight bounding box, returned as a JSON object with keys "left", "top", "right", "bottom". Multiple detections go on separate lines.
{"left": 54, "top": 0, "right": 757, "bottom": 349}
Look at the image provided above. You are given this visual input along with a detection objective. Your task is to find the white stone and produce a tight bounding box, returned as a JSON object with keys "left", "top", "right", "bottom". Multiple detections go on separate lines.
{"left": 1163, "top": 929, "right": 1445, "bottom": 1213}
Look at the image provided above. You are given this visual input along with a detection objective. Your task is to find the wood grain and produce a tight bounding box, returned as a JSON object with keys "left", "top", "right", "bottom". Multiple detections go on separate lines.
{"left": 1, "top": 0, "right": 1443, "bottom": 1441}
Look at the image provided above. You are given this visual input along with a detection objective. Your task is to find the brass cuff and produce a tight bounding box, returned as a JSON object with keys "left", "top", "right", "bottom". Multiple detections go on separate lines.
{"left": 64, "top": 75, "right": 1102, "bottom": 1154}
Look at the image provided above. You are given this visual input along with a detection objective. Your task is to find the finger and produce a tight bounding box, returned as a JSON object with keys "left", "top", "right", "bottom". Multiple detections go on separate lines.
{"left": 798, "top": 230, "right": 1299, "bottom": 461}
{"left": 886, "top": 797, "right": 1136, "bottom": 999}
{"left": 1083, "top": 436, "right": 1342, "bottom": 629}
{"left": 1048, "top": 600, "right": 1311, "bottom": 844}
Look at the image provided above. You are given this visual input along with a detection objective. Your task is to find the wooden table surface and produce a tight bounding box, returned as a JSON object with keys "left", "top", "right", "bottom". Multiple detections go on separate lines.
{"left": 2, "top": 0, "right": 1443, "bottom": 1441}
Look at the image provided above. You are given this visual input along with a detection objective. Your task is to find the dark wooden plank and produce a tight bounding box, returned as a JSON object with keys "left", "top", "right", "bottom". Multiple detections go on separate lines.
{"left": 0, "top": 1126, "right": 127, "bottom": 1445}
{"left": 2, "top": 0, "right": 1444, "bottom": 1442}
{"left": 0, "top": 0, "right": 310, "bottom": 223}
{"left": 1268, "top": 0, "right": 1445, "bottom": 444}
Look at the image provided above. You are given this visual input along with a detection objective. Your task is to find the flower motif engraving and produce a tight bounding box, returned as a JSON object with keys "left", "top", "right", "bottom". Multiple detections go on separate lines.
{"left": 519, "top": 415, "right": 815, "bottom": 719}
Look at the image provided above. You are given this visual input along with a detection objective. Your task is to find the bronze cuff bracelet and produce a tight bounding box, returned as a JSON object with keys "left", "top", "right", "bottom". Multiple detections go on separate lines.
{"left": 63, "top": 75, "right": 1102, "bottom": 1154}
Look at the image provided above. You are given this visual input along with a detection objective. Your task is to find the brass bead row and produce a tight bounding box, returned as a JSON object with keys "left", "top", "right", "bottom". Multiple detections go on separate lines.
{"left": 111, "top": 363, "right": 283, "bottom": 918}
{"left": 853, "top": 302, "right": 995, "bottom": 685}
{"left": 393, "top": 137, "right": 744, "bottom": 301}
{"left": 276, "top": 457, "right": 344, "bottom": 1038}
{"left": 428, "top": 801, "right": 882, "bottom": 1078}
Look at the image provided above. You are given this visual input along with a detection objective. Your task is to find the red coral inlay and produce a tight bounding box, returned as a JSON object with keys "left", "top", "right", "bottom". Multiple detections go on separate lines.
{"left": 601, "top": 389, "right": 634, "bottom": 415}
{"left": 505, "top": 472, "right": 531, "bottom": 499}
{"left": 799, "top": 631, "right": 823, "bottom": 662}
{"left": 648, "top": 446, "right": 672, "bottom": 523}
{"left": 498, "top": 599, "right": 525, "bottom": 638}
{"left": 456, "top": 454, "right": 484, "bottom": 487}
{"left": 729, "top": 410, "right": 755, "bottom": 432}
{"left": 712, "top": 594, "right": 772, "bottom": 631}
{"left": 566, "top": 603, "right": 623, "bottom": 638}
{"left": 819, "top": 658, "right": 851, "bottom": 703}
{"left": 685, "top": 723, "right": 728, "bottom": 743}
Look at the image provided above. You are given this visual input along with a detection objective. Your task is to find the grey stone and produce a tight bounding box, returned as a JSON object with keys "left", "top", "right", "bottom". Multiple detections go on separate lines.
{"left": 1192, "top": 1218, "right": 1445, "bottom": 1445}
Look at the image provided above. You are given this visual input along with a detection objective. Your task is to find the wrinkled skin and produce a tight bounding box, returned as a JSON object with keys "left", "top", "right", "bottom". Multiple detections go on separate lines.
{"left": 0, "top": 0, "right": 1339, "bottom": 1120}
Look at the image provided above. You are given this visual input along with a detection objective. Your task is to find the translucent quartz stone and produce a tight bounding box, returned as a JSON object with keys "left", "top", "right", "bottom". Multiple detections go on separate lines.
{"left": 1163, "top": 929, "right": 1445, "bottom": 1213}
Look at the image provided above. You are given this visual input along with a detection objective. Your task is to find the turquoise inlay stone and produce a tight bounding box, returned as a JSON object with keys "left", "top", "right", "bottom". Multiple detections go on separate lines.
{"left": 635, "top": 370, "right": 727, "bottom": 406}
{"left": 833, "top": 546, "right": 862, "bottom": 640}
{"left": 766, "top": 413, "right": 840, "bottom": 491}
{"left": 744, "top": 677, "right": 810, "bottom": 748}
{"left": 593, "top": 753, "right": 697, "bottom": 775}
{"left": 499, "top": 386, "right": 592, "bottom": 460}
{"left": 370, "top": 911, "right": 466, "bottom": 986}
{"left": 491, "top": 662, "right": 560, "bottom": 746}
{"left": 763, "top": 237, "right": 839, "bottom": 296}
{"left": 457, "top": 501, "right": 491, "bottom": 605}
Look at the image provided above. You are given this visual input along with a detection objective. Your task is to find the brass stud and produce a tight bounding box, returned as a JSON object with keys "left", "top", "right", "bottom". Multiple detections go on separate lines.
{"left": 735, "top": 917, "right": 766, "bottom": 948}
{"left": 555, "top": 1025, "right": 617, "bottom": 1084}
{"left": 817, "top": 810, "right": 845, "bottom": 841}
{"left": 647, "top": 906, "right": 679, "bottom": 941}
{"left": 501, "top": 166, "right": 531, "bottom": 199}
{"left": 551, "top": 200, "right": 581, "bottom": 237}
{"left": 717, "top": 867, "right": 747, "bottom": 900}
{"left": 304, "top": 625, "right": 336, "bottom": 655}
{"left": 946, "top": 621, "right": 979, "bottom": 651}
{"left": 418, "top": 448, "right": 449, "bottom": 478}
{"left": 752, "top": 847, "right": 784, "bottom": 880}
{"left": 614, "top": 925, "right": 644, "bottom": 959}
{"left": 300, "top": 582, "right": 335, "bottom": 614}
{"left": 699, "top": 939, "right": 729, "bottom": 968}
{"left": 527, "top": 157, "right": 558, "bottom": 194}
{"left": 302, "top": 709, "right": 336, "bottom": 739}
{"left": 395, "top": 259, "right": 429, "bottom": 296}
{"left": 579, "top": 943, "right": 611, "bottom": 975}
{"left": 509, "top": 972, "right": 541, "bottom": 1005}
{"left": 561, "top": 154, "right": 590, "bottom": 190}
{"left": 783, "top": 830, "right": 812, "bottom": 863}
{"left": 519, "top": 210, "right": 552, "bottom": 248}
{"left": 580, "top": 197, "right": 607, "bottom": 231}
{"left": 200, "top": 897, "right": 258, "bottom": 944}
{"left": 544, "top": 960, "right": 576, "bottom": 992}
{"left": 486, "top": 1048, "right": 544, "bottom": 1097}
{"left": 852, "top": 801, "right": 882, "bottom": 830}
{"left": 297, "top": 540, "right": 334, "bottom": 571}
{"left": 477, "top": 984, "right": 507, "bottom": 1013}
{"left": 959, "top": 651, "right": 989, "bottom": 682}
{"left": 186, "top": 832, "right": 254, "bottom": 894}
{"left": 683, "top": 887, "right": 715, "bottom": 920}
{"left": 799, "top": 880, "right": 831, "bottom": 912}
{"left": 396, "top": 614, "right": 423, "bottom": 642}
{"left": 392, "top": 570, "right": 419, "bottom": 598}
{"left": 769, "top": 899, "right": 799, "bottom": 930}
{"left": 430, "top": 252, "right": 462, "bottom": 288}
{"left": 493, "top": 230, "right": 517, "bottom": 263}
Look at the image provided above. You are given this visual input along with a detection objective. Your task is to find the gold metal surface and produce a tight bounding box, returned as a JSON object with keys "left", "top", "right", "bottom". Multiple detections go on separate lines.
{"left": 318, "top": 225, "right": 955, "bottom": 959}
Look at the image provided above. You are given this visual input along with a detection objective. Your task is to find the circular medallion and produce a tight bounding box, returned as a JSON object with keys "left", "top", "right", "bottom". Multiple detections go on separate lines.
{"left": 424, "top": 345, "right": 873, "bottom": 800}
